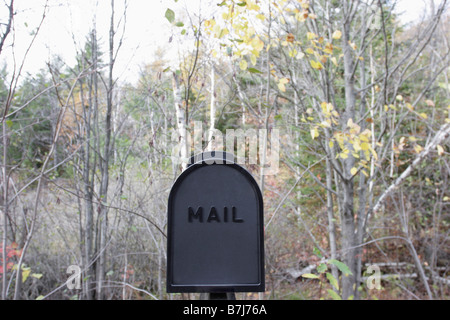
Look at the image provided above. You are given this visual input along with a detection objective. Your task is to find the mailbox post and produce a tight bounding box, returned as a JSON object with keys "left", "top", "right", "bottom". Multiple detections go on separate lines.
{"left": 167, "top": 152, "right": 265, "bottom": 297}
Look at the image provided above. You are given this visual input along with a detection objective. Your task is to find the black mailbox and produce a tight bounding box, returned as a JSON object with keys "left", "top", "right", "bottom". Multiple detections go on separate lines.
{"left": 167, "top": 152, "right": 265, "bottom": 293}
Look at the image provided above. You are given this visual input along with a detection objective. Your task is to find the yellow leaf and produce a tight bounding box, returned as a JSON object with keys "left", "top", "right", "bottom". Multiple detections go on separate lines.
{"left": 289, "top": 49, "right": 298, "bottom": 58}
{"left": 302, "top": 273, "right": 319, "bottom": 279}
{"left": 300, "top": 2, "right": 310, "bottom": 9}
{"left": 361, "top": 129, "right": 372, "bottom": 137}
{"left": 213, "top": 24, "right": 221, "bottom": 37}
{"left": 389, "top": 104, "right": 398, "bottom": 111}
{"left": 437, "top": 145, "right": 444, "bottom": 156}
{"left": 347, "top": 118, "right": 355, "bottom": 128}
{"left": 278, "top": 83, "right": 286, "bottom": 92}
{"left": 32, "top": 273, "right": 43, "bottom": 280}
{"left": 321, "top": 120, "right": 331, "bottom": 128}
{"left": 361, "top": 142, "right": 370, "bottom": 151}
{"left": 323, "top": 47, "right": 333, "bottom": 55}
{"left": 329, "top": 140, "right": 334, "bottom": 148}
{"left": 419, "top": 112, "right": 428, "bottom": 119}
{"left": 396, "top": 95, "right": 403, "bottom": 101}
{"left": 331, "top": 57, "right": 338, "bottom": 66}
{"left": 332, "top": 30, "right": 342, "bottom": 40}
{"left": 247, "top": 1, "right": 260, "bottom": 11}
{"left": 310, "top": 60, "right": 323, "bottom": 70}
{"left": 306, "top": 48, "right": 315, "bottom": 55}
{"left": 353, "top": 139, "right": 361, "bottom": 152}
{"left": 414, "top": 144, "right": 423, "bottom": 154}
{"left": 239, "top": 59, "right": 248, "bottom": 71}
{"left": 307, "top": 32, "right": 317, "bottom": 40}
{"left": 360, "top": 134, "right": 369, "bottom": 143}
{"left": 256, "top": 14, "right": 266, "bottom": 21}
{"left": 250, "top": 54, "right": 257, "bottom": 66}
{"left": 251, "top": 49, "right": 260, "bottom": 58}
{"left": 340, "top": 152, "right": 348, "bottom": 160}
{"left": 251, "top": 37, "right": 265, "bottom": 51}
{"left": 351, "top": 167, "right": 358, "bottom": 176}
{"left": 22, "top": 267, "right": 31, "bottom": 283}
{"left": 311, "top": 127, "right": 319, "bottom": 140}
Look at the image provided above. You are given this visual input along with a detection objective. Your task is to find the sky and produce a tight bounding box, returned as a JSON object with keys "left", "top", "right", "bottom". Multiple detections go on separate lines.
{"left": 2, "top": 0, "right": 180, "bottom": 83}
{"left": 0, "top": 0, "right": 445, "bottom": 85}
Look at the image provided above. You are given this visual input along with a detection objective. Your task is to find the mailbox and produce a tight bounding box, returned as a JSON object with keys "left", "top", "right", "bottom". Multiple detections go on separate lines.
{"left": 167, "top": 152, "right": 265, "bottom": 293}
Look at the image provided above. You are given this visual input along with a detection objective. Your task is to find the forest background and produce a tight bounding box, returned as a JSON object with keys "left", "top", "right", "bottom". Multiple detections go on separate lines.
{"left": 0, "top": 0, "right": 449, "bottom": 300}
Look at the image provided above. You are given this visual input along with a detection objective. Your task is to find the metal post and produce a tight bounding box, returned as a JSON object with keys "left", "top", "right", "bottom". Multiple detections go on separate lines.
{"left": 200, "top": 293, "right": 236, "bottom": 300}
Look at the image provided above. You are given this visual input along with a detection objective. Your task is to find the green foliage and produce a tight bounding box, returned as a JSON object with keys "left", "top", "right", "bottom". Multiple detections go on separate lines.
{"left": 5, "top": 71, "right": 56, "bottom": 171}
{"left": 301, "top": 256, "right": 354, "bottom": 300}
{"left": 165, "top": 8, "right": 175, "bottom": 24}
{"left": 329, "top": 259, "right": 353, "bottom": 277}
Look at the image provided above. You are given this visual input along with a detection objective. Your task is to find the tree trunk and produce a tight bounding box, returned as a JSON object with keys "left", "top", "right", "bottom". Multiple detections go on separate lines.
{"left": 172, "top": 73, "right": 188, "bottom": 171}
{"left": 325, "top": 157, "right": 339, "bottom": 284}
{"left": 1, "top": 0, "right": 14, "bottom": 300}
{"left": 207, "top": 66, "right": 216, "bottom": 152}
{"left": 1, "top": 123, "right": 9, "bottom": 300}
{"left": 340, "top": 0, "right": 358, "bottom": 299}
{"left": 96, "top": 0, "right": 115, "bottom": 299}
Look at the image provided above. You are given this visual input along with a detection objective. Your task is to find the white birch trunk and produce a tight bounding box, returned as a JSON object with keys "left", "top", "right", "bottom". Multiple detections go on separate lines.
{"left": 172, "top": 74, "right": 188, "bottom": 170}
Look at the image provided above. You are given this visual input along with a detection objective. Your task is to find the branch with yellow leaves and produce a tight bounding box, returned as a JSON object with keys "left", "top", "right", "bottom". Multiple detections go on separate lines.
{"left": 369, "top": 121, "right": 450, "bottom": 217}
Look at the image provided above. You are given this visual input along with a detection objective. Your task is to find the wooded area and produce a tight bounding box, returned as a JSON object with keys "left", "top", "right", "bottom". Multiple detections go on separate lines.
{"left": 0, "top": 0, "right": 449, "bottom": 300}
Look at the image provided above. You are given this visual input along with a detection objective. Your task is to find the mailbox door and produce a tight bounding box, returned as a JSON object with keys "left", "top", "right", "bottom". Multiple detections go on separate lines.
{"left": 167, "top": 163, "right": 264, "bottom": 293}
